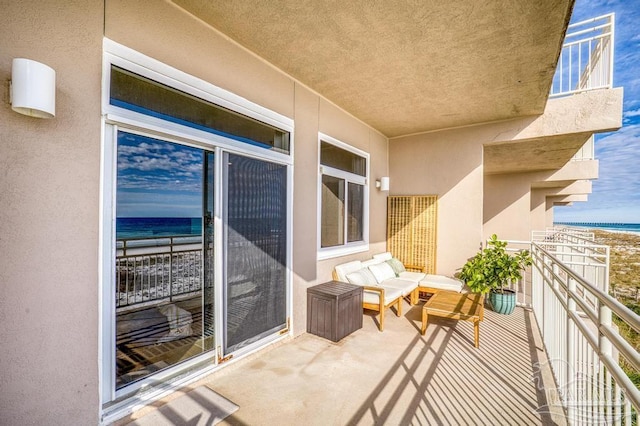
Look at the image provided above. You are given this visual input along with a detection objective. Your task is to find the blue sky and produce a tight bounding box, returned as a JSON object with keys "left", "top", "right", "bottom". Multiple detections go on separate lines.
{"left": 554, "top": 0, "right": 640, "bottom": 223}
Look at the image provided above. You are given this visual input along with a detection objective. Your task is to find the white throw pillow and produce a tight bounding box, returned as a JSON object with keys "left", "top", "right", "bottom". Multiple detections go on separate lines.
{"left": 368, "top": 262, "right": 397, "bottom": 283}
{"left": 346, "top": 268, "right": 377, "bottom": 286}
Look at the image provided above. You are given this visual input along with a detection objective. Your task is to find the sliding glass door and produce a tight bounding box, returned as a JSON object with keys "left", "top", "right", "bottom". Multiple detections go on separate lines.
{"left": 112, "top": 130, "right": 289, "bottom": 394}
{"left": 114, "top": 131, "right": 215, "bottom": 390}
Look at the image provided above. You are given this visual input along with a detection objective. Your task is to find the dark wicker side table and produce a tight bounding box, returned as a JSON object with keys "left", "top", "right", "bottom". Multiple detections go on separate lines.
{"left": 307, "top": 281, "right": 363, "bottom": 342}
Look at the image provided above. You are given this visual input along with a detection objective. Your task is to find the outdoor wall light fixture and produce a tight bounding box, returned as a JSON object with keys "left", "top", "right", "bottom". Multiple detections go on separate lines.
{"left": 376, "top": 176, "right": 390, "bottom": 191}
{"left": 10, "top": 58, "right": 56, "bottom": 118}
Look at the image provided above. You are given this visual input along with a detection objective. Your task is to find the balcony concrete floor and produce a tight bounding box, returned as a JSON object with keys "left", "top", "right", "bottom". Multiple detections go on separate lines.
{"left": 123, "top": 301, "right": 566, "bottom": 425}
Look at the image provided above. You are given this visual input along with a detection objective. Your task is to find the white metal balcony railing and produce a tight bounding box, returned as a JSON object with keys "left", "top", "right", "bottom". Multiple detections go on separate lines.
{"left": 551, "top": 13, "right": 615, "bottom": 98}
{"left": 523, "top": 230, "right": 639, "bottom": 425}
{"left": 571, "top": 135, "right": 596, "bottom": 162}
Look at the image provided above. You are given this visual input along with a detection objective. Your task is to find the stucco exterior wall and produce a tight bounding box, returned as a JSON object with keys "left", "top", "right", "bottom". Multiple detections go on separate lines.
{"left": 547, "top": 201, "right": 558, "bottom": 228}
{"left": 530, "top": 189, "right": 549, "bottom": 233}
{"left": 483, "top": 173, "right": 534, "bottom": 242}
{"left": 0, "top": 1, "right": 104, "bottom": 424}
{"left": 389, "top": 129, "right": 483, "bottom": 276}
{"left": 291, "top": 83, "right": 321, "bottom": 335}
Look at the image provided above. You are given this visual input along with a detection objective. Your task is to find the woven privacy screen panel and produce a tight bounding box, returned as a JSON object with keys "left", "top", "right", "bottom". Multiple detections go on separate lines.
{"left": 387, "top": 195, "right": 438, "bottom": 274}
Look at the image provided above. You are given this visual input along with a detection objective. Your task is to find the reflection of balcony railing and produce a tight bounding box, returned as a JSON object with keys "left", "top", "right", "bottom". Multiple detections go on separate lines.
{"left": 116, "top": 236, "right": 203, "bottom": 309}
{"left": 551, "top": 14, "right": 614, "bottom": 97}
{"left": 527, "top": 230, "right": 639, "bottom": 424}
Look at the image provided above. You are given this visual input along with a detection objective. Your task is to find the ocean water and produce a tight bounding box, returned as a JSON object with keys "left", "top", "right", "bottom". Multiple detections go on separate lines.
{"left": 116, "top": 217, "right": 285, "bottom": 239}
{"left": 555, "top": 222, "right": 640, "bottom": 234}
{"left": 117, "top": 217, "right": 202, "bottom": 239}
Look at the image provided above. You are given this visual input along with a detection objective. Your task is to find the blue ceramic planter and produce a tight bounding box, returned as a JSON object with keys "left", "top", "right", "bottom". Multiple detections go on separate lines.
{"left": 489, "top": 289, "right": 516, "bottom": 315}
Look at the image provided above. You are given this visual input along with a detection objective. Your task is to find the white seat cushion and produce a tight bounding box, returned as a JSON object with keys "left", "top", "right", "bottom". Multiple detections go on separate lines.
{"left": 397, "top": 271, "right": 426, "bottom": 283}
{"left": 379, "top": 278, "right": 418, "bottom": 297}
{"left": 363, "top": 286, "right": 403, "bottom": 305}
{"left": 346, "top": 268, "right": 377, "bottom": 286}
{"left": 368, "top": 262, "right": 396, "bottom": 283}
{"left": 419, "top": 274, "right": 465, "bottom": 292}
{"left": 334, "top": 260, "right": 363, "bottom": 282}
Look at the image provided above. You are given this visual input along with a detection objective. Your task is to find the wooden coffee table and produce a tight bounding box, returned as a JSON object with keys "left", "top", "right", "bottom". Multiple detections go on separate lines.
{"left": 421, "top": 290, "right": 484, "bottom": 348}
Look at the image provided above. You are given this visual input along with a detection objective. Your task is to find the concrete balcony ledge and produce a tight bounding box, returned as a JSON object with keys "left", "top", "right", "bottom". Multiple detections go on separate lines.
{"left": 542, "top": 159, "right": 599, "bottom": 182}
{"left": 120, "top": 303, "right": 566, "bottom": 425}
{"left": 483, "top": 87, "right": 621, "bottom": 174}
{"left": 489, "top": 87, "right": 623, "bottom": 146}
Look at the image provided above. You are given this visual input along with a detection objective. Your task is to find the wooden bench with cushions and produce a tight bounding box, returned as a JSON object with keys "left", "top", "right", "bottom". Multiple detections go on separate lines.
{"left": 333, "top": 260, "right": 404, "bottom": 332}
{"left": 333, "top": 252, "right": 465, "bottom": 331}
{"left": 372, "top": 252, "right": 466, "bottom": 295}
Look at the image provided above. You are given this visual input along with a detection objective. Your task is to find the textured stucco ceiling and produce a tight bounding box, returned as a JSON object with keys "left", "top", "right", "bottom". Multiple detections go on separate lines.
{"left": 172, "top": 0, "right": 573, "bottom": 137}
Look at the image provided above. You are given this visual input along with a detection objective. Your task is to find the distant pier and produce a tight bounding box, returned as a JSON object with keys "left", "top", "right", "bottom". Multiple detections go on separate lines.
{"left": 555, "top": 222, "right": 627, "bottom": 227}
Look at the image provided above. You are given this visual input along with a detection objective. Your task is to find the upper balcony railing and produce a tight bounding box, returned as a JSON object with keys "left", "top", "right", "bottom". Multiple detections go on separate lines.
{"left": 571, "top": 135, "right": 595, "bottom": 162}
{"left": 550, "top": 13, "right": 615, "bottom": 98}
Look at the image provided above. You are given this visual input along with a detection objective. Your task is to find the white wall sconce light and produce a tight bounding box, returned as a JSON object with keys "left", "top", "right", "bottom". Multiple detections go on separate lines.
{"left": 376, "top": 176, "right": 390, "bottom": 191}
{"left": 10, "top": 58, "right": 56, "bottom": 118}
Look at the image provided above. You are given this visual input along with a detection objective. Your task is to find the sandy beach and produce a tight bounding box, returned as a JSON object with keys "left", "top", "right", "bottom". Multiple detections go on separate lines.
{"left": 591, "top": 229, "right": 640, "bottom": 386}
{"left": 592, "top": 229, "right": 640, "bottom": 301}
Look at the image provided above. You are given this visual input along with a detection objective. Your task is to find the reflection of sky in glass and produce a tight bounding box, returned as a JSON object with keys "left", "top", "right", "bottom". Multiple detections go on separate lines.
{"left": 117, "top": 132, "right": 203, "bottom": 217}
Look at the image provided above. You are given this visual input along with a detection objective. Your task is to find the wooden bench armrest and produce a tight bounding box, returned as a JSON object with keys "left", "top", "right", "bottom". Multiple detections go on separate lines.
{"left": 404, "top": 264, "right": 428, "bottom": 273}
{"left": 363, "top": 285, "right": 385, "bottom": 305}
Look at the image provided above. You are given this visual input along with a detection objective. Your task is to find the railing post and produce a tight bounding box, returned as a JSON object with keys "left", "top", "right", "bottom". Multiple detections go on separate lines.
{"left": 599, "top": 301, "right": 613, "bottom": 422}
{"left": 169, "top": 236, "right": 174, "bottom": 302}
{"left": 609, "top": 13, "right": 615, "bottom": 90}
{"left": 567, "top": 275, "right": 577, "bottom": 424}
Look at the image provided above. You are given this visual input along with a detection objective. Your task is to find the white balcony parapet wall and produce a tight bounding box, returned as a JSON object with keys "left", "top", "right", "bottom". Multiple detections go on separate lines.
{"left": 551, "top": 14, "right": 615, "bottom": 98}
{"left": 528, "top": 232, "right": 639, "bottom": 425}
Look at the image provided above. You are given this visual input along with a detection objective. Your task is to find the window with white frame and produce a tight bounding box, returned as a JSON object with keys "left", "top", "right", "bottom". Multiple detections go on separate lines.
{"left": 318, "top": 135, "right": 369, "bottom": 258}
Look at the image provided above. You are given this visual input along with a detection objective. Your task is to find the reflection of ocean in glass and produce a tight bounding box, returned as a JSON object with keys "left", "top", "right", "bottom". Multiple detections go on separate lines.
{"left": 116, "top": 217, "right": 202, "bottom": 239}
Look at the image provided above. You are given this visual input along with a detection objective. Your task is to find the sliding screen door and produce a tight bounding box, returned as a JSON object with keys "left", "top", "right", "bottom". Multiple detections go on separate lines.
{"left": 224, "top": 152, "right": 288, "bottom": 352}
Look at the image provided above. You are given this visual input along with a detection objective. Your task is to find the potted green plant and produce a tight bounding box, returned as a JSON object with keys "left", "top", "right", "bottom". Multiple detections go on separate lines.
{"left": 459, "top": 234, "right": 532, "bottom": 314}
